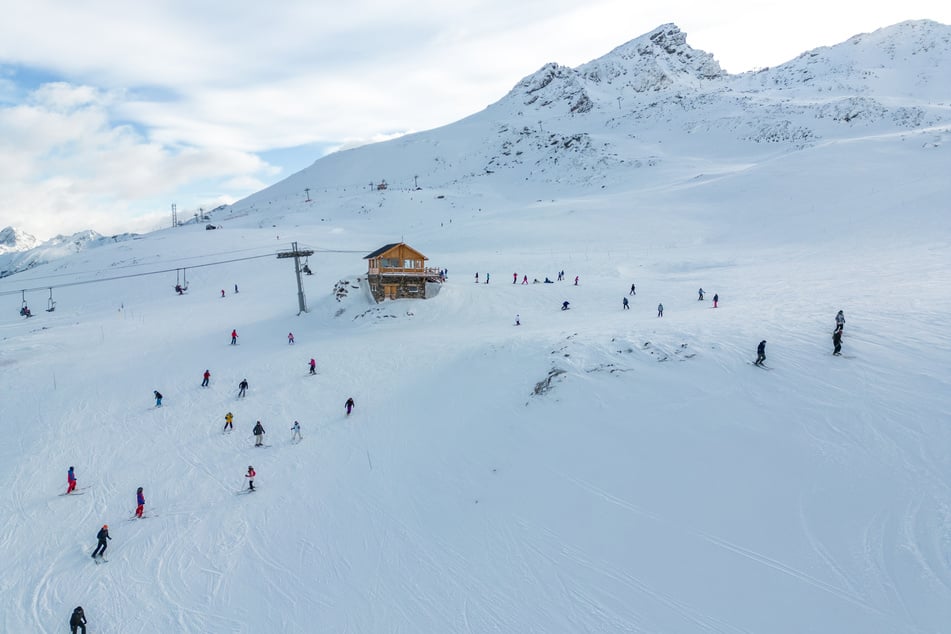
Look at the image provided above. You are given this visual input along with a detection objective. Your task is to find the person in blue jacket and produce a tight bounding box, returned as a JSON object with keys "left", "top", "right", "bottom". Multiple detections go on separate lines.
{"left": 135, "top": 487, "right": 145, "bottom": 518}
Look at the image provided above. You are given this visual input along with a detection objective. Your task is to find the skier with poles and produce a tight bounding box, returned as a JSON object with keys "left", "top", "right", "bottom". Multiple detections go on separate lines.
{"left": 91, "top": 524, "right": 111, "bottom": 560}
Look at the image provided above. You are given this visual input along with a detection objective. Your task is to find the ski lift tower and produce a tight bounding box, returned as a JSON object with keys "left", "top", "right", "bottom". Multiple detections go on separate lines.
{"left": 276, "top": 241, "right": 315, "bottom": 315}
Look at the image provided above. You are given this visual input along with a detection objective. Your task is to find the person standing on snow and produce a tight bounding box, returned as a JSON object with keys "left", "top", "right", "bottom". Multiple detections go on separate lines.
{"left": 713, "top": 293, "right": 719, "bottom": 308}
{"left": 201, "top": 369, "right": 210, "bottom": 387}
{"left": 755, "top": 340, "right": 767, "bottom": 366}
{"left": 513, "top": 272, "right": 517, "bottom": 284}
{"left": 245, "top": 465, "right": 256, "bottom": 490}
{"left": 698, "top": 288, "right": 704, "bottom": 301}
{"left": 221, "top": 289, "right": 225, "bottom": 298}
{"left": 67, "top": 466, "right": 77, "bottom": 494}
{"left": 345, "top": 397, "right": 355, "bottom": 416}
{"left": 622, "top": 297, "right": 629, "bottom": 310}
{"left": 485, "top": 273, "right": 490, "bottom": 284}
{"left": 230, "top": 329, "right": 238, "bottom": 345}
{"left": 657, "top": 303, "right": 664, "bottom": 317}
{"left": 288, "top": 332, "right": 295, "bottom": 345}
{"left": 630, "top": 283, "right": 636, "bottom": 296}
{"left": 224, "top": 412, "right": 234, "bottom": 431}
{"left": 91, "top": 524, "right": 111, "bottom": 559}
{"left": 835, "top": 310, "right": 845, "bottom": 332}
{"left": 574, "top": 276, "right": 579, "bottom": 286}
{"left": 153, "top": 390, "right": 163, "bottom": 407}
{"left": 832, "top": 328, "right": 843, "bottom": 356}
{"left": 135, "top": 487, "right": 145, "bottom": 518}
{"left": 291, "top": 421, "right": 302, "bottom": 442}
{"left": 69, "top": 606, "right": 87, "bottom": 634}
{"left": 253, "top": 421, "right": 265, "bottom": 446}
{"left": 308, "top": 358, "right": 317, "bottom": 375}
{"left": 238, "top": 379, "right": 249, "bottom": 398}
{"left": 522, "top": 275, "right": 528, "bottom": 284}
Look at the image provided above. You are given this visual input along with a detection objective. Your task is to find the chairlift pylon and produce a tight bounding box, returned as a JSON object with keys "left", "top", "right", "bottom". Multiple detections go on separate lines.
{"left": 47, "top": 288, "right": 56, "bottom": 312}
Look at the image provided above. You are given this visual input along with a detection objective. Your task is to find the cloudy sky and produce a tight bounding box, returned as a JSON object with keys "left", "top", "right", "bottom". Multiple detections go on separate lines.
{"left": 1, "top": 0, "right": 948, "bottom": 240}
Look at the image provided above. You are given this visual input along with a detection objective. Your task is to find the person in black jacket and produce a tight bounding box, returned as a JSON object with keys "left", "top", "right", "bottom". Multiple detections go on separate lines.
{"left": 70, "top": 606, "right": 87, "bottom": 634}
{"left": 253, "top": 421, "right": 265, "bottom": 446}
{"left": 754, "top": 340, "right": 767, "bottom": 366}
{"left": 92, "top": 524, "right": 111, "bottom": 559}
{"left": 832, "top": 328, "right": 843, "bottom": 356}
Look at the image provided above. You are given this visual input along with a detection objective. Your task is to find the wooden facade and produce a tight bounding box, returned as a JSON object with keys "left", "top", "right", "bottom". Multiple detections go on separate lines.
{"left": 364, "top": 243, "right": 438, "bottom": 302}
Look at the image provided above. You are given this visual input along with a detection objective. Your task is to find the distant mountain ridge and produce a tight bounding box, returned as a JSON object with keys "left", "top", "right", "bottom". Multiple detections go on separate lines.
{"left": 0, "top": 229, "right": 138, "bottom": 278}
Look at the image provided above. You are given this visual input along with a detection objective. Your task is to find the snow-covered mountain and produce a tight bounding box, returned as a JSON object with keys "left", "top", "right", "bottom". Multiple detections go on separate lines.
{"left": 0, "top": 226, "right": 38, "bottom": 254}
{"left": 0, "top": 21, "right": 950, "bottom": 633}
{"left": 0, "top": 230, "right": 139, "bottom": 278}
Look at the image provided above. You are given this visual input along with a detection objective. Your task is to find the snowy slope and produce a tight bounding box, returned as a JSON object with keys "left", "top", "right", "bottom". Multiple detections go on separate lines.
{"left": 1, "top": 20, "right": 951, "bottom": 634}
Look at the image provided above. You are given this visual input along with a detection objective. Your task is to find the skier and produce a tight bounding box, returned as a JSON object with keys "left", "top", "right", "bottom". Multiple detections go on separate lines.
{"left": 561, "top": 301, "right": 570, "bottom": 311}
{"left": 234, "top": 284, "right": 239, "bottom": 293}
{"left": 221, "top": 289, "right": 225, "bottom": 298}
{"left": 515, "top": 314, "right": 521, "bottom": 326}
{"left": 253, "top": 420, "right": 265, "bottom": 446}
{"left": 622, "top": 297, "right": 629, "bottom": 310}
{"left": 630, "top": 283, "right": 636, "bottom": 296}
{"left": 657, "top": 303, "right": 664, "bottom": 317}
{"left": 69, "top": 606, "right": 87, "bottom": 634}
{"left": 513, "top": 272, "right": 517, "bottom": 284}
{"left": 288, "top": 332, "right": 295, "bottom": 345}
{"left": 309, "top": 358, "right": 317, "bottom": 375}
{"left": 201, "top": 369, "right": 210, "bottom": 387}
{"left": 291, "top": 421, "right": 302, "bottom": 442}
{"left": 698, "top": 288, "right": 704, "bottom": 301}
{"left": 522, "top": 275, "right": 528, "bottom": 284}
{"left": 474, "top": 272, "right": 479, "bottom": 283}
{"left": 485, "top": 273, "right": 489, "bottom": 284}
{"left": 835, "top": 310, "right": 845, "bottom": 332}
{"left": 153, "top": 390, "right": 163, "bottom": 407}
{"left": 91, "top": 524, "right": 111, "bottom": 559}
{"left": 224, "top": 412, "right": 234, "bottom": 431}
{"left": 754, "top": 340, "right": 767, "bottom": 366}
{"left": 238, "top": 379, "right": 249, "bottom": 398}
{"left": 345, "top": 397, "right": 355, "bottom": 416}
{"left": 230, "top": 329, "right": 238, "bottom": 345}
{"left": 833, "top": 328, "right": 843, "bottom": 356}
{"left": 135, "top": 487, "right": 145, "bottom": 518}
{"left": 67, "top": 466, "right": 77, "bottom": 494}
{"left": 245, "top": 465, "right": 256, "bottom": 490}
{"left": 713, "top": 293, "right": 719, "bottom": 308}
{"left": 574, "top": 276, "right": 579, "bottom": 286}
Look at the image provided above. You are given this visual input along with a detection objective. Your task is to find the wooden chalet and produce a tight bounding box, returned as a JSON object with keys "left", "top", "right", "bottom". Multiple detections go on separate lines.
{"left": 364, "top": 242, "right": 440, "bottom": 302}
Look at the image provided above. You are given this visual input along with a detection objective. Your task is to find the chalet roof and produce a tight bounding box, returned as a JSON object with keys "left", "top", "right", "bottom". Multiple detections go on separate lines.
{"left": 363, "top": 242, "right": 427, "bottom": 261}
{"left": 363, "top": 243, "right": 402, "bottom": 259}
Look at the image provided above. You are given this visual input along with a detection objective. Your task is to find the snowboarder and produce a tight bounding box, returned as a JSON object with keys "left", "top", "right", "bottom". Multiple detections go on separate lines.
{"left": 515, "top": 314, "right": 521, "bottom": 326}
{"left": 345, "top": 397, "right": 355, "bottom": 416}
{"left": 835, "top": 310, "right": 845, "bottom": 332}
{"left": 698, "top": 288, "right": 704, "bottom": 301}
{"left": 622, "top": 297, "right": 629, "bottom": 310}
{"left": 291, "top": 421, "right": 302, "bottom": 441}
{"left": 630, "top": 283, "right": 636, "bottom": 296}
{"left": 238, "top": 379, "right": 249, "bottom": 398}
{"left": 67, "top": 466, "right": 77, "bottom": 494}
{"left": 833, "top": 328, "right": 843, "bottom": 356}
{"left": 135, "top": 487, "right": 145, "bottom": 518}
{"left": 657, "top": 303, "right": 664, "bottom": 317}
{"left": 561, "top": 301, "right": 570, "bottom": 311}
{"left": 754, "top": 340, "right": 767, "bottom": 366}
{"left": 309, "top": 358, "right": 317, "bottom": 375}
{"left": 224, "top": 412, "right": 234, "bottom": 431}
{"left": 574, "top": 276, "right": 579, "bottom": 286}
{"left": 201, "top": 369, "right": 210, "bottom": 387}
{"left": 91, "top": 524, "right": 111, "bottom": 559}
{"left": 230, "top": 329, "right": 238, "bottom": 345}
{"left": 522, "top": 275, "right": 528, "bottom": 284}
{"left": 70, "top": 606, "right": 87, "bottom": 634}
{"left": 713, "top": 293, "right": 719, "bottom": 308}
{"left": 253, "top": 420, "right": 265, "bottom": 446}
{"left": 288, "top": 332, "right": 295, "bottom": 345}
{"left": 153, "top": 390, "right": 163, "bottom": 407}
{"left": 245, "top": 465, "right": 256, "bottom": 490}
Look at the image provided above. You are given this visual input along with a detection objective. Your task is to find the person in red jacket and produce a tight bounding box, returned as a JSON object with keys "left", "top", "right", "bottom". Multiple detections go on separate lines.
{"left": 231, "top": 329, "right": 238, "bottom": 345}
{"left": 135, "top": 487, "right": 145, "bottom": 518}
{"left": 245, "top": 465, "right": 256, "bottom": 491}
{"left": 201, "top": 369, "right": 210, "bottom": 387}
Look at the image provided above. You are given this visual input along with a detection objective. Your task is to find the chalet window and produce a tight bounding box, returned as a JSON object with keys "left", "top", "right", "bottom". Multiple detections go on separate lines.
{"left": 406, "top": 284, "right": 419, "bottom": 294}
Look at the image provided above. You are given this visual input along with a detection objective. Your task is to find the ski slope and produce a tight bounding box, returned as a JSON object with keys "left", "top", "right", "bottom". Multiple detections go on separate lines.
{"left": 2, "top": 22, "right": 951, "bottom": 634}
